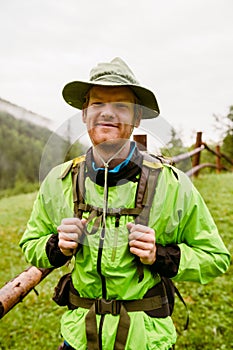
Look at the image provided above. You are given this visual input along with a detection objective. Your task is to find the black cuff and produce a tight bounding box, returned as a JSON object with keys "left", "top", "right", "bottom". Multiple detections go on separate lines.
{"left": 150, "top": 244, "right": 181, "bottom": 278}
{"left": 46, "top": 234, "right": 70, "bottom": 267}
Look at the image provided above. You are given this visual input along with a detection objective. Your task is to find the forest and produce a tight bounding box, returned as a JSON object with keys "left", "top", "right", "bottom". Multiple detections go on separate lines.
{"left": 0, "top": 111, "right": 85, "bottom": 197}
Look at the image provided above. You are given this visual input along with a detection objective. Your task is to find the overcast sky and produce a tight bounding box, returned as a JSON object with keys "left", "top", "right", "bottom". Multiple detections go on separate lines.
{"left": 0, "top": 0, "right": 232, "bottom": 146}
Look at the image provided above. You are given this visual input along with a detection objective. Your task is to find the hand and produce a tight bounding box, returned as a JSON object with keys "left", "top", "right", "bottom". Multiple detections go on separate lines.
{"left": 57, "top": 218, "right": 87, "bottom": 256}
{"left": 127, "top": 222, "right": 156, "bottom": 265}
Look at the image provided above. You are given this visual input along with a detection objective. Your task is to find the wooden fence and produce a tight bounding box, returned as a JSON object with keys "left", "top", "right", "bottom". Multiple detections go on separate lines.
{"left": 134, "top": 132, "right": 233, "bottom": 177}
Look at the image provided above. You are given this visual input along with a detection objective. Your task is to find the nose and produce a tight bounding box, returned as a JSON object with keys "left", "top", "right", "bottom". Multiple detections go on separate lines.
{"left": 100, "top": 103, "right": 115, "bottom": 119}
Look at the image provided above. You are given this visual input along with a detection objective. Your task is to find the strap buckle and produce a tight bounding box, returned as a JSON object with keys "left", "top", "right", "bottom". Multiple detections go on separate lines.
{"left": 95, "top": 298, "right": 121, "bottom": 316}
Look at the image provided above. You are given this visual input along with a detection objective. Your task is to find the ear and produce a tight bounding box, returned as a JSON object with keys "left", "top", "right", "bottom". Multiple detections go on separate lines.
{"left": 82, "top": 109, "right": 87, "bottom": 123}
{"left": 134, "top": 106, "right": 142, "bottom": 128}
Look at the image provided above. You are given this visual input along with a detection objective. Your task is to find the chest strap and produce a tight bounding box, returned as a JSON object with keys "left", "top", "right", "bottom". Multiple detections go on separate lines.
{"left": 77, "top": 204, "right": 142, "bottom": 235}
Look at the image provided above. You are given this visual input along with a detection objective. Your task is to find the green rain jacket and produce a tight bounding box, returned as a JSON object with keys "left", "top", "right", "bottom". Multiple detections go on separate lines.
{"left": 20, "top": 149, "right": 230, "bottom": 350}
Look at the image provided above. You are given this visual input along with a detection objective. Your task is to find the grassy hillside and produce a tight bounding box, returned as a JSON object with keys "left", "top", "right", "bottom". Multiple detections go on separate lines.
{"left": 0, "top": 173, "right": 232, "bottom": 349}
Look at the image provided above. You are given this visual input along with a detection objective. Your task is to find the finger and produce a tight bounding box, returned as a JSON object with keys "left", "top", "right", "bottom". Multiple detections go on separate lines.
{"left": 60, "top": 218, "right": 85, "bottom": 230}
{"left": 58, "top": 238, "right": 78, "bottom": 256}
{"left": 61, "top": 217, "right": 81, "bottom": 224}
{"left": 127, "top": 222, "right": 153, "bottom": 234}
{"left": 130, "top": 245, "right": 151, "bottom": 256}
{"left": 128, "top": 231, "right": 145, "bottom": 241}
{"left": 58, "top": 239, "right": 78, "bottom": 251}
{"left": 58, "top": 218, "right": 87, "bottom": 232}
{"left": 129, "top": 231, "right": 155, "bottom": 243}
{"left": 129, "top": 240, "right": 154, "bottom": 251}
{"left": 57, "top": 224, "right": 82, "bottom": 234}
{"left": 129, "top": 245, "right": 156, "bottom": 265}
{"left": 58, "top": 232, "right": 79, "bottom": 242}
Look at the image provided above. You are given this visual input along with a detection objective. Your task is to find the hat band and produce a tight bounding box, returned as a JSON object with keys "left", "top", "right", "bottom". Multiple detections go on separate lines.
{"left": 91, "top": 74, "right": 138, "bottom": 85}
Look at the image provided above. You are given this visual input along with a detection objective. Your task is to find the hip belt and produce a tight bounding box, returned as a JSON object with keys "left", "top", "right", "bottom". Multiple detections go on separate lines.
{"left": 68, "top": 281, "right": 170, "bottom": 350}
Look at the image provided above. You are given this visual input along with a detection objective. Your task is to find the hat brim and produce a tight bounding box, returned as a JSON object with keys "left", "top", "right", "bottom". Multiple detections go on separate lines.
{"left": 62, "top": 81, "right": 160, "bottom": 119}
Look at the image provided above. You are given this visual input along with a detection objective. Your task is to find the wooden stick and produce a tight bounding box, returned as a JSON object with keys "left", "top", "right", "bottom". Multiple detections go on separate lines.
{"left": 0, "top": 266, "right": 53, "bottom": 319}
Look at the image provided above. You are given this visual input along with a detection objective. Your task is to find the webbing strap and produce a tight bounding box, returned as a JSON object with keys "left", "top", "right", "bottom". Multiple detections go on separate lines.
{"left": 75, "top": 204, "right": 143, "bottom": 236}
{"left": 85, "top": 303, "right": 99, "bottom": 350}
{"left": 114, "top": 305, "right": 130, "bottom": 350}
{"left": 84, "top": 302, "right": 130, "bottom": 350}
{"left": 72, "top": 161, "right": 86, "bottom": 219}
{"left": 78, "top": 203, "right": 142, "bottom": 217}
{"left": 77, "top": 161, "right": 85, "bottom": 206}
{"left": 69, "top": 292, "right": 165, "bottom": 313}
{"left": 72, "top": 167, "right": 78, "bottom": 203}
{"left": 134, "top": 165, "right": 162, "bottom": 282}
{"left": 70, "top": 291, "right": 168, "bottom": 350}
{"left": 135, "top": 166, "right": 162, "bottom": 226}
{"left": 174, "top": 285, "right": 189, "bottom": 330}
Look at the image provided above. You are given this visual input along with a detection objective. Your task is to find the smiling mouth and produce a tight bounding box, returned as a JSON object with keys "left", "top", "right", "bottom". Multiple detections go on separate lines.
{"left": 96, "top": 123, "right": 118, "bottom": 128}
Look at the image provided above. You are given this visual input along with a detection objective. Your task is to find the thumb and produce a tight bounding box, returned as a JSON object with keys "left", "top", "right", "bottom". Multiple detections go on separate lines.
{"left": 81, "top": 218, "right": 87, "bottom": 226}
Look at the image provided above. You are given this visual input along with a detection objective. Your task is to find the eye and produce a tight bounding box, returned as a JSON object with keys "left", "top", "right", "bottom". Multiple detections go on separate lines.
{"left": 115, "top": 102, "right": 129, "bottom": 109}
{"left": 90, "top": 101, "right": 104, "bottom": 107}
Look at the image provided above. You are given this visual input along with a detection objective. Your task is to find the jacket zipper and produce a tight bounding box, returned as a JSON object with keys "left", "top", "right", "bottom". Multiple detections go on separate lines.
{"left": 111, "top": 215, "right": 120, "bottom": 262}
{"left": 97, "top": 225, "right": 107, "bottom": 350}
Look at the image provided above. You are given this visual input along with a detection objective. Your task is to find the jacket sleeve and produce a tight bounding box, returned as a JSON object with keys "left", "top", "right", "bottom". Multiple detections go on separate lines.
{"left": 150, "top": 166, "right": 231, "bottom": 284}
{"left": 173, "top": 183, "right": 231, "bottom": 284}
{"left": 19, "top": 161, "right": 74, "bottom": 268}
{"left": 19, "top": 189, "right": 57, "bottom": 268}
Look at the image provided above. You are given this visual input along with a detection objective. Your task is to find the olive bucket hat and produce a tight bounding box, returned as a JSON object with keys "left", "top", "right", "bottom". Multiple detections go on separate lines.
{"left": 62, "top": 57, "right": 160, "bottom": 119}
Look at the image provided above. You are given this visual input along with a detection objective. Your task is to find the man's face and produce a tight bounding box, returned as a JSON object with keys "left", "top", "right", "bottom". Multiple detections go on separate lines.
{"left": 82, "top": 86, "right": 141, "bottom": 146}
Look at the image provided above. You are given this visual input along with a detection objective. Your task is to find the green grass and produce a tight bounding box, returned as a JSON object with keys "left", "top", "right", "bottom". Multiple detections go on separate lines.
{"left": 174, "top": 173, "right": 233, "bottom": 349}
{"left": 0, "top": 173, "right": 232, "bottom": 349}
{"left": 0, "top": 192, "right": 69, "bottom": 349}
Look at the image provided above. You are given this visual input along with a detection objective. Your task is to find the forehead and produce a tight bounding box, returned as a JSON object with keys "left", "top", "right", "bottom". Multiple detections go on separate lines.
{"left": 89, "top": 85, "right": 136, "bottom": 102}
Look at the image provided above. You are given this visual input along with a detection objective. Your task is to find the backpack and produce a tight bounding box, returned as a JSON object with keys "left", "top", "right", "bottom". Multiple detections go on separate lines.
{"left": 60, "top": 151, "right": 189, "bottom": 329}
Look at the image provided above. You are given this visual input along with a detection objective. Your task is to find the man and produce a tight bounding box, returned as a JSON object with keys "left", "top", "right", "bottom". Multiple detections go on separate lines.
{"left": 20, "top": 57, "right": 230, "bottom": 350}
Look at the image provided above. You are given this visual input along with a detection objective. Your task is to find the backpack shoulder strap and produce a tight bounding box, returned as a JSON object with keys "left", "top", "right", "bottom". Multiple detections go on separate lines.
{"left": 58, "top": 155, "right": 86, "bottom": 180}
{"left": 59, "top": 154, "right": 86, "bottom": 219}
{"left": 134, "top": 153, "right": 163, "bottom": 282}
{"left": 137, "top": 155, "right": 189, "bottom": 328}
{"left": 72, "top": 155, "right": 86, "bottom": 167}
{"left": 59, "top": 155, "right": 86, "bottom": 219}
{"left": 135, "top": 153, "right": 163, "bottom": 227}
{"left": 71, "top": 155, "right": 86, "bottom": 219}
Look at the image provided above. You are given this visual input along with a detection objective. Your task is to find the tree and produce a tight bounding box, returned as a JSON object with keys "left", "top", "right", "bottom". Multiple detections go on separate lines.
{"left": 160, "top": 127, "right": 191, "bottom": 172}
{"left": 222, "top": 106, "right": 233, "bottom": 160}
{"left": 214, "top": 105, "right": 233, "bottom": 160}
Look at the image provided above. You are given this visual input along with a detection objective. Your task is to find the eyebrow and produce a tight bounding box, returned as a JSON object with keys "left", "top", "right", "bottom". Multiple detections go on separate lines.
{"left": 89, "top": 93, "right": 134, "bottom": 102}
